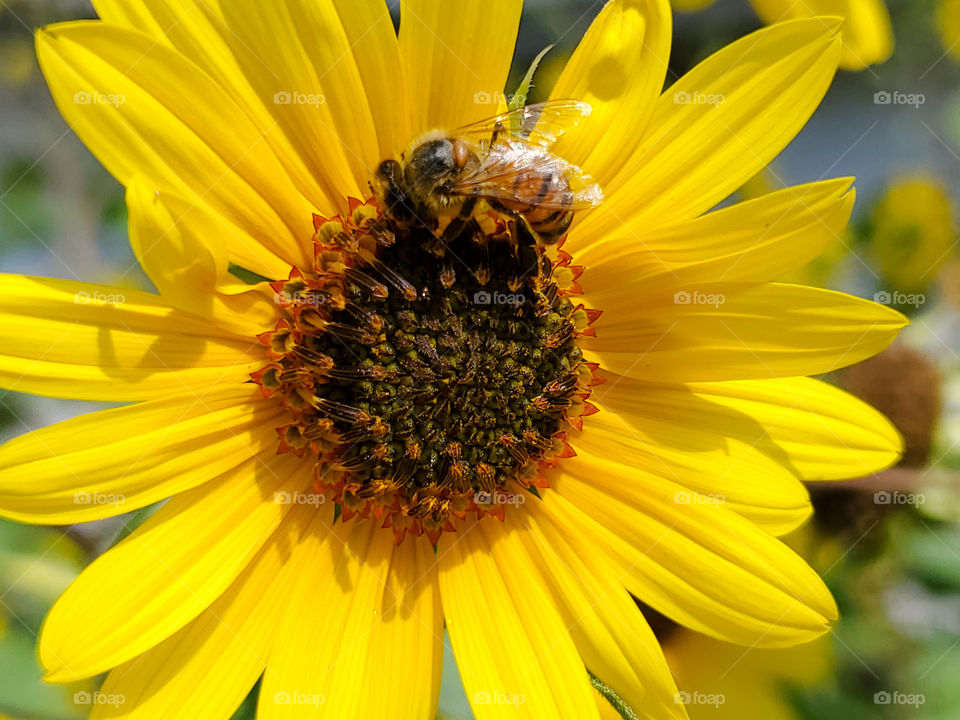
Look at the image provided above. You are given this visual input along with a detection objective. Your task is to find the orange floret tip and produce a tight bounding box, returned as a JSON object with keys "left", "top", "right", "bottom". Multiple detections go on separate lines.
{"left": 584, "top": 308, "right": 603, "bottom": 324}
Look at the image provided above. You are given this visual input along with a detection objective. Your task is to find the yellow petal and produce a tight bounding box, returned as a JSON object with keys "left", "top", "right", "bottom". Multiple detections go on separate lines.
{"left": 36, "top": 22, "right": 313, "bottom": 268}
{"left": 126, "top": 179, "right": 281, "bottom": 337}
{"left": 579, "top": 399, "right": 812, "bottom": 535}
{"left": 584, "top": 282, "right": 907, "bottom": 381}
{"left": 89, "top": 504, "right": 313, "bottom": 719}
{"left": 517, "top": 501, "right": 687, "bottom": 720}
{"left": 547, "top": 461, "right": 839, "bottom": 647}
{"left": 212, "top": 0, "right": 402, "bottom": 203}
{"left": 89, "top": 0, "right": 342, "bottom": 212}
{"left": 40, "top": 451, "right": 311, "bottom": 681}
{"left": 398, "top": 0, "right": 522, "bottom": 138}
{"left": 259, "top": 519, "right": 442, "bottom": 719}
{"left": 655, "top": 376, "right": 904, "bottom": 480}
{"left": 325, "top": 0, "right": 412, "bottom": 159}
{"left": 574, "top": 178, "right": 855, "bottom": 297}
{"left": 579, "top": 18, "right": 842, "bottom": 240}
{"left": 550, "top": 0, "right": 672, "bottom": 189}
{"left": 0, "top": 274, "right": 264, "bottom": 401}
{"left": 0, "top": 385, "right": 282, "bottom": 524}
{"left": 749, "top": 0, "right": 893, "bottom": 70}
{"left": 438, "top": 517, "right": 601, "bottom": 720}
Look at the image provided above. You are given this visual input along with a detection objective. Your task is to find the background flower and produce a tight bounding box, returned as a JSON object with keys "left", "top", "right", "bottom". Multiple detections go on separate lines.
{"left": 675, "top": 0, "right": 893, "bottom": 70}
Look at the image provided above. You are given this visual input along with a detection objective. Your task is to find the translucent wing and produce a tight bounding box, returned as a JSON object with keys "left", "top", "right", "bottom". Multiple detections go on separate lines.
{"left": 451, "top": 99, "right": 592, "bottom": 150}
{"left": 450, "top": 139, "right": 603, "bottom": 211}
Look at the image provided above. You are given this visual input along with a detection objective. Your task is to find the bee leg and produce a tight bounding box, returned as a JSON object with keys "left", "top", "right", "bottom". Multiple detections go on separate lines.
{"left": 440, "top": 196, "right": 478, "bottom": 245}
{"left": 458, "top": 217, "right": 490, "bottom": 286}
{"left": 491, "top": 120, "right": 506, "bottom": 145}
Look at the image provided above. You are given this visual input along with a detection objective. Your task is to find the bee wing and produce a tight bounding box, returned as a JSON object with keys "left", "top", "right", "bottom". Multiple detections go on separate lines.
{"left": 450, "top": 141, "right": 603, "bottom": 211}
{"left": 452, "top": 99, "right": 592, "bottom": 149}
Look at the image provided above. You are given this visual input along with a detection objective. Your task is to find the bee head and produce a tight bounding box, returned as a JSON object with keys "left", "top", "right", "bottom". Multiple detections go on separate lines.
{"left": 373, "top": 159, "right": 416, "bottom": 223}
{"left": 402, "top": 134, "right": 476, "bottom": 213}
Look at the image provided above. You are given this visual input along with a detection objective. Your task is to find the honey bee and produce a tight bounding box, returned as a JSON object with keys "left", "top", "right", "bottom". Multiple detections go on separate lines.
{"left": 372, "top": 100, "right": 603, "bottom": 247}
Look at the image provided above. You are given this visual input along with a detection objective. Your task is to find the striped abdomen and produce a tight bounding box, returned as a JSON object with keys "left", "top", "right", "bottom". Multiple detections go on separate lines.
{"left": 497, "top": 168, "right": 575, "bottom": 244}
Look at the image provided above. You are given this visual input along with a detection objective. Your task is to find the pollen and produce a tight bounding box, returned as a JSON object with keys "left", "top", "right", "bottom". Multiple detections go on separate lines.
{"left": 253, "top": 199, "right": 602, "bottom": 543}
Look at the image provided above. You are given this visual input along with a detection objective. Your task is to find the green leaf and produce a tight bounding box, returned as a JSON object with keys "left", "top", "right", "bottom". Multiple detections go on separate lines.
{"left": 228, "top": 263, "right": 274, "bottom": 285}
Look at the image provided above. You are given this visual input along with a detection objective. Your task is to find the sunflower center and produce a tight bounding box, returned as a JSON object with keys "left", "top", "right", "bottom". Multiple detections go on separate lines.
{"left": 253, "top": 199, "right": 600, "bottom": 542}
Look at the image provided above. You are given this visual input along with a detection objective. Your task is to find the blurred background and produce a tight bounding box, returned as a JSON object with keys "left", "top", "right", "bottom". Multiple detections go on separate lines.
{"left": 1, "top": 0, "right": 959, "bottom": 718}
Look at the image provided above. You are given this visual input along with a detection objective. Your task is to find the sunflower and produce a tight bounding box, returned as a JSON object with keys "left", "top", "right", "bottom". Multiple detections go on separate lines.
{"left": 673, "top": 0, "right": 894, "bottom": 71}
{"left": 0, "top": 1, "right": 905, "bottom": 718}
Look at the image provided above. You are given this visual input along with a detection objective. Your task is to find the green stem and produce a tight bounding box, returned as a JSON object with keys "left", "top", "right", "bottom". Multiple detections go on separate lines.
{"left": 508, "top": 43, "right": 554, "bottom": 113}
{"left": 589, "top": 671, "right": 641, "bottom": 720}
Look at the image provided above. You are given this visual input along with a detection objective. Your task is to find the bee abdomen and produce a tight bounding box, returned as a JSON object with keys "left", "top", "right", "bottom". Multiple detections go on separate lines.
{"left": 502, "top": 171, "right": 576, "bottom": 243}
{"left": 528, "top": 208, "right": 573, "bottom": 243}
